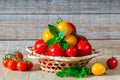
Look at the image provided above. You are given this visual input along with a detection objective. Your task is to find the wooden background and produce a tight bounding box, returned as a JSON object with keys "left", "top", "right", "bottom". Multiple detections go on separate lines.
{"left": 0, "top": 0, "right": 120, "bottom": 55}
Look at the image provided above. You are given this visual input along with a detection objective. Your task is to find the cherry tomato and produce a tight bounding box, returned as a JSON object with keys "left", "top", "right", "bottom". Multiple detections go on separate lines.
{"left": 26, "top": 61, "right": 33, "bottom": 70}
{"left": 48, "top": 43, "right": 65, "bottom": 56}
{"left": 17, "top": 61, "right": 26, "bottom": 71}
{"left": 13, "top": 56, "right": 22, "bottom": 63}
{"left": 34, "top": 39, "right": 48, "bottom": 54}
{"left": 14, "top": 51, "right": 23, "bottom": 59}
{"left": 2, "top": 58, "right": 10, "bottom": 67}
{"left": 106, "top": 57, "right": 118, "bottom": 69}
{"left": 77, "top": 35, "right": 88, "bottom": 42}
{"left": 66, "top": 46, "right": 78, "bottom": 57}
{"left": 7, "top": 60, "right": 17, "bottom": 70}
{"left": 77, "top": 41, "right": 92, "bottom": 56}
{"left": 91, "top": 63, "right": 106, "bottom": 76}
{"left": 66, "top": 22, "right": 76, "bottom": 35}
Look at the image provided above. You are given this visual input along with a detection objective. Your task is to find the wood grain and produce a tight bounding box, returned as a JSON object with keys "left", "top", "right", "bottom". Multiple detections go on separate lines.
{"left": 0, "top": 0, "right": 119, "bottom": 14}
{"left": 0, "top": 14, "right": 120, "bottom": 40}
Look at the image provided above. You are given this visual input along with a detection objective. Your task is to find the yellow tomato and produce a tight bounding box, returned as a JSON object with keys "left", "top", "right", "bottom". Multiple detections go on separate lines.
{"left": 42, "top": 29, "right": 54, "bottom": 42}
{"left": 57, "top": 22, "right": 72, "bottom": 36}
{"left": 64, "top": 35, "right": 77, "bottom": 46}
{"left": 91, "top": 63, "right": 106, "bottom": 76}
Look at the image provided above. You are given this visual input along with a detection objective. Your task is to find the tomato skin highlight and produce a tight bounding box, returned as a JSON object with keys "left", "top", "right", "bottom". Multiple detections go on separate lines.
{"left": 34, "top": 39, "right": 48, "bottom": 54}
{"left": 17, "top": 61, "right": 27, "bottom": 71}
{"left": 106, "top": 57, "right": 118, "bottom": 69}
{"left": 2, "top": 58, "right": 10, "bottom": 67}
{"left": 91, "top": 63, "right": 106, "bottom": 76}
{"left": 57, "top": 22, "right": 72, "bottom": 36}
{"left": 77, "top": 41, "right": 92, "bottom": 56}
{"left": 66, "top": 46, "right": 78, "bottom": 57}
{"left": 47, "top": 43, "right": 65, "bottom": 57}
{"left": 7, "top": 60, "right": 17, "bottom": 70}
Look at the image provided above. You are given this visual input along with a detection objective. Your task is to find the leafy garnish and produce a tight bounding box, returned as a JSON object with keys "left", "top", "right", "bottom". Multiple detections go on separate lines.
{"left": 56, "top": 64, "right": 91, "bottom": 78}
{"left": 45, "top": 24, "right": 69, "bottom": 50}
{"left": 59, "top": 41, "right": 69, "bottom": 50}
{"left": 48, "top": 24, "right": 59, "bottom": 37}
{"left": 45, "top": 38, "right": 56, "bottom": 47}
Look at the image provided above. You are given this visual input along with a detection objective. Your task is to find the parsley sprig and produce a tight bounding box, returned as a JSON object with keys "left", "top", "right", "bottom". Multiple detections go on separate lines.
{"left": 56, "top": 64, "right": 91, "bottom": 78}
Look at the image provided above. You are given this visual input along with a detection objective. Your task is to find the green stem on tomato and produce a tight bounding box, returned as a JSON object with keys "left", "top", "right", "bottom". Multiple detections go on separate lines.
{"left": 56, "top": 17, "right": 63, "bottom": 24}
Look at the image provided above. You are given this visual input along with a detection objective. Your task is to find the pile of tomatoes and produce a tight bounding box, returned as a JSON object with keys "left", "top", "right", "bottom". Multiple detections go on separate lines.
{"left": 2, "top": 51, "right": 33, "bottom": 71}
{"left": 34, "top": 18, "right": 92, "bottom": 57}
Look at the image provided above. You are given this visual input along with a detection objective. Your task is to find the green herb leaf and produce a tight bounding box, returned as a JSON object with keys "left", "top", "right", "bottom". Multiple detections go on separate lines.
{"left": 59, "top": 41, "right": 69, "bottom": 50}
{"left": 48, "top": 24, "right": 59, "bottom": 37}
{"left": 45, "top": 38, "right": 56, "bottom": 46}
{"left": 59, "top": 30, "right": 65, "bottom": 40}
{"left": 56, "top": 63, "right": 91, "bottom": 78}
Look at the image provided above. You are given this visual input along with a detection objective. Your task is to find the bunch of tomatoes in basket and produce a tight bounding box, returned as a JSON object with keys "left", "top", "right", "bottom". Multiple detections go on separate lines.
{"left": 34, "top": 18, "right": 92, "bottom": 57}
{"left": 2, "top": 51, "right": 33, "bottom": 71}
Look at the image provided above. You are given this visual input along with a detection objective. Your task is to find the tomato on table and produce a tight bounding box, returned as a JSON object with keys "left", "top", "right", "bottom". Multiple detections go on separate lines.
{"left": 106, "top": 57, "right": 118, "bottom": 69}
{"left": 17, "top": 61, "right": 27, "bottom": 71}
{"left": 7, "top": 60, "right": 17, "bottom": 70}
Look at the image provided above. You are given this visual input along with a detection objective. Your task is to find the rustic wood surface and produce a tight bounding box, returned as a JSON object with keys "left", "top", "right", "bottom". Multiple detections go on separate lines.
{"left": 0, "top": 54, "right": 120, "bottom": 80}
{"left": 0, "top": 0, "right": 120, "bottom": 55}
{"left": 0, "top": 0, "right": 119, "bottom": 14}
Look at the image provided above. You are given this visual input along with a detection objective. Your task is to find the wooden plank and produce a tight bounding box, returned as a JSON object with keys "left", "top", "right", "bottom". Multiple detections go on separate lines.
{"left": 0, "top": 40, "right": 120, "bottom": 55}
{"left": 0, "top": 14, "right": 120, "bottom": 40}
{"left": 0, "top": 0, "right": 119, "bottom": 14}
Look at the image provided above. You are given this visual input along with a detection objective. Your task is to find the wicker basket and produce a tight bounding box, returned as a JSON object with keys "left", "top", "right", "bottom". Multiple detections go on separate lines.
{"left": 26, "top": 46, "right": 102, "bottom": 73}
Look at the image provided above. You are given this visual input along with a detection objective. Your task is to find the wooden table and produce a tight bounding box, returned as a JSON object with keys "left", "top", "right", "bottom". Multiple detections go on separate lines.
{"left": 0, "top": 54, "right": 120, "bottom": 80}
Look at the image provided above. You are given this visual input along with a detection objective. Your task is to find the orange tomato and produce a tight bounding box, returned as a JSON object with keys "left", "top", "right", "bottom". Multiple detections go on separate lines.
{"left": 64, "top": 35, "right": 77, "bottom": 46}
{"left": 57, "top": 22, "right": 72, "bottom": 36}
{"left": 42, "top": 29, "right": 54, "bottom": 42}
{"left": 91, "top": 63, "right": 106, "bottom": 76}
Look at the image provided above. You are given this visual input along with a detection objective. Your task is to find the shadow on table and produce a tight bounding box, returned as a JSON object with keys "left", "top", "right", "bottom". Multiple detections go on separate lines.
{"left": 31, "top": 63, "right": 41, "bottom": 71}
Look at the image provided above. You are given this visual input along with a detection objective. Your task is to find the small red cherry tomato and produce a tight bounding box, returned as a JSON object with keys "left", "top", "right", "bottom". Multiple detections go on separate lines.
{"left": 77, "top": 41, "right": 92, "bottom": 56}
{"left": 106, "top": 57, "right": 118, "bottom": 69}
{"left": 26, "top": 61, "right": 33, "bottom": 70}
{"left": 17, "top": 61, "right": 27, "bottom": 71}
{"left": 7, "top": 60, "right": 17, "bottom": 70}
{"left": 66, "top": 46, "right": 78, "bottom": 57}
{"left": 2, "top": 58, "right": 10, "bottom": 67}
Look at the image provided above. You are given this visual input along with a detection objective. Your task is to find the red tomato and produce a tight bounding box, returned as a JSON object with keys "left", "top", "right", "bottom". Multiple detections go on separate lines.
{"left": 2, "top": 58, "right": 10, "bottom": 67}
{"left": 34, "top": 39, "right": 48, "bottom": 54}
{"left": 13, "top": 56, "right": 22, "bottom": 63}
{"left": 26, "top": 61, "right": 33, "bottom": 70}
{"left": 66, "top": 22, "right": 76, "bottom": 34}
{"left": 17, "top": 61, "right": 26, "bottom": 71}
{"left": 106, "top": 57, "right": 118, "bottom": 69}
{"left": 66, "top": 46, "right": 78, "bottom": 57}
{"left": 14, "top": 51, "right": 23, "bottom": 59}
{"left": 48, "top": 43, "right": 65, "bottom": 56}
{"left": 77, "top": 35, "right": 88, "bottom": 42}
{"left": 77, "top": 41, "right": 92, "bottom": 56}
{"left": 7, "top": 60, "right": 17, "bottom": 70}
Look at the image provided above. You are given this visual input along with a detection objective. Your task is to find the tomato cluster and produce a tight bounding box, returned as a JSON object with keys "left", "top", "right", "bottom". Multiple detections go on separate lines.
{"left": 34, "top": 18, "right": 92, "bottom": 57}
{"left": 2, "top": 51, "right": 33, "bottom": 71}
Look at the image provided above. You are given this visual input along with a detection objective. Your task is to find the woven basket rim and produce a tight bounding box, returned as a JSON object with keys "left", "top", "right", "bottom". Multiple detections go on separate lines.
{"left": 26, "top": 46, "right": 102, "bottom": 61}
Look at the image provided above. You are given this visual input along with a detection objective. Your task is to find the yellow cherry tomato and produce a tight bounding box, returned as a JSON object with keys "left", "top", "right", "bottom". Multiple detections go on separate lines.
{"left": 57, "top": 22, "right": 72, "bottom": 36}
{"left": 91, "top": 63, "right": 106, "bottom": 76}
{"left": 64, "top": 35, "right": 77, "bottom": 46}
{"left": 42, "top": 29, "right": 54, "bottom": 42}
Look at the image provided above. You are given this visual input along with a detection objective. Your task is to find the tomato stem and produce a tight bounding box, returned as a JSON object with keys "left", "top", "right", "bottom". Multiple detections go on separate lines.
{"left": 56, "top": 17, "right": 63, "bottom": 24}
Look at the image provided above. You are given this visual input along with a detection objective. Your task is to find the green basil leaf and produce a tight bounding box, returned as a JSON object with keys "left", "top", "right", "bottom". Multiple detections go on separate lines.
{"left": 59, "top": 41, "right": 69, "bottom": 50}
{"left": 45, "top": 38, "right": 56, "bottom": 46}
{"left": 48, "top": 24, "right": 59, "bottom": 37}
{"left": 59, "top": 30, "right": 65, "bottom": 40}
